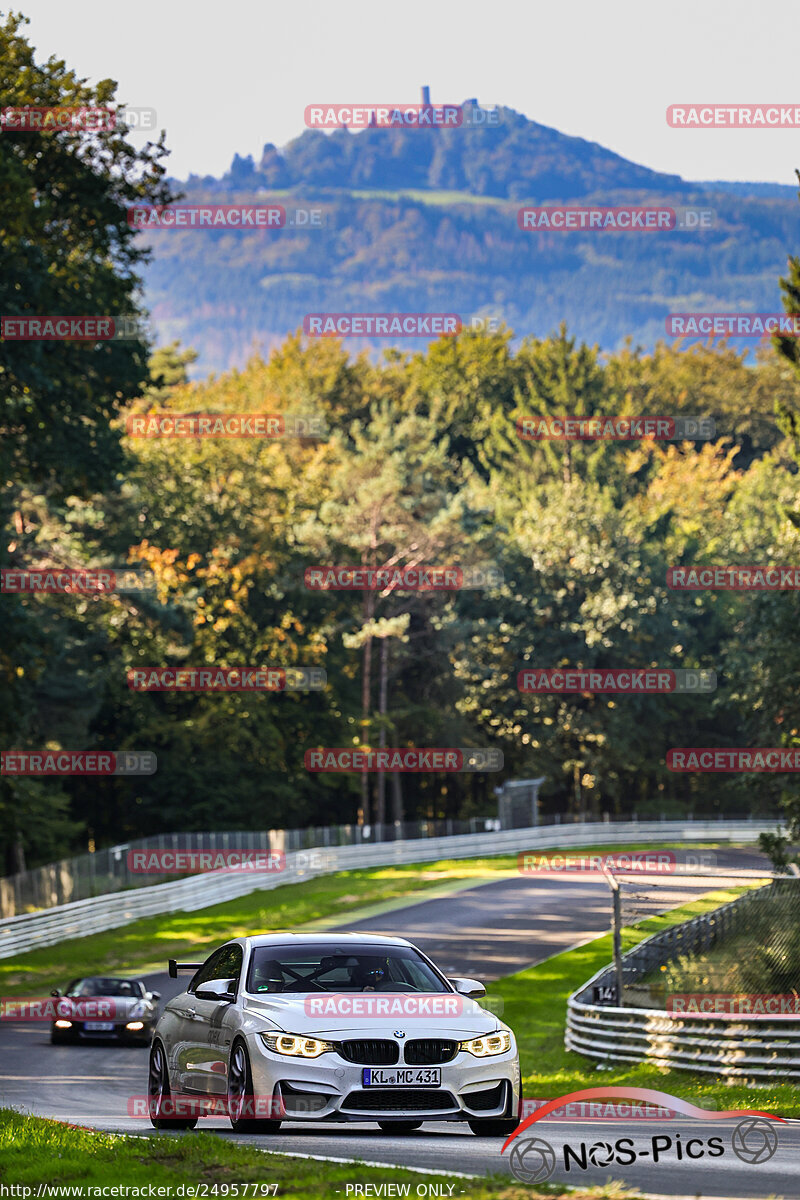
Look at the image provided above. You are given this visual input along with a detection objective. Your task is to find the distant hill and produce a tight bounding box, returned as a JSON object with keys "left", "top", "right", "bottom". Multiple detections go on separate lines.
{"left": 139, "top": 101, "right": 800, "bottom": 375}
{"left": 195, "top": 101, "right": 689, "bottom": 200}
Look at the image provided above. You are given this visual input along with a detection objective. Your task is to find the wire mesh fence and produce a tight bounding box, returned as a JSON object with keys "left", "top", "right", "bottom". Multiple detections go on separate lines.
{"left": 610, "top": 875, "right": 800, "bottom": 1009}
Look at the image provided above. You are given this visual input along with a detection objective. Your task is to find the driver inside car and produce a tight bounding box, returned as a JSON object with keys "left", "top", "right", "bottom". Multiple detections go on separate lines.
{"left": 347, "top": 958, "right": 388, "bottom": 991}
{"left": 252, "top": 960, "right": 284, "bottom": 993}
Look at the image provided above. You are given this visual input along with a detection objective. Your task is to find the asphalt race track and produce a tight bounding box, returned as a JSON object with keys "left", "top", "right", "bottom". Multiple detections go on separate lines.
{"left": 2, "top": 847, "right": 796, "bottom": 1198}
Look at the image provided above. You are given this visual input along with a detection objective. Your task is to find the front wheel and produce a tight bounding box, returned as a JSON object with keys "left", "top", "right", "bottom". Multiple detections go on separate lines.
{"left": 148, "top": 1041, "right": 197, "bottom": 1130}
{"left": 228, "top": 1040, "right": 282, "bottom": 1133}
{"left": 377, "top": 1121, "right": 422, "bottom": 1133}
{"left": 468, "top": 1118, "right": 519, "bottom": 1137}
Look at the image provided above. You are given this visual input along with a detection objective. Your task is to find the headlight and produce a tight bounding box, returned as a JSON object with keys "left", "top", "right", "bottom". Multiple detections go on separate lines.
{"left": 260, "top": 1033, "right": 336, "bottom": 1058}
{"left": 128, "top": 1002, "right": 146, "bottom": 1019}
{"left": 458, "top": 1031, "right": 511, "bottom": 1057}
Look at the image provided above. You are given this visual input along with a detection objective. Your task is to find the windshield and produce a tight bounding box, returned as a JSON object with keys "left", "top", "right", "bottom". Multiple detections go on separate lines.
{"left": 246, "top": 944, "right": 450, "bottom": 995}
{"left": 65, "top": 977, "right": 143, "bottom": 998}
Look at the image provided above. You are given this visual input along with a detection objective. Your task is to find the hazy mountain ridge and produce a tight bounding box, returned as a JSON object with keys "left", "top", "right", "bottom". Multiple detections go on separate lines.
{"left": 143, "top": 103, "right": 800, "bottom": 375}
{"left": 185, "top": 103, "right": 689, "bottom": 200}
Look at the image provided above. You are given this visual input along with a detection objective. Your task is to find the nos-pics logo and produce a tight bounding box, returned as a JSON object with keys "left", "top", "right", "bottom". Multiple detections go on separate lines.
{"left": 504, "top": 1089, "right": 783, "bottom": 1184}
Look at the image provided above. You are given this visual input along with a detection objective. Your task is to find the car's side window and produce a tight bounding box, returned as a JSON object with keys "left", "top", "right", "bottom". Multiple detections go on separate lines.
{"left": 189, "top": 950, "right": 225, "bottom": 993}
{"left": 189, "top": 945, "right": 243, "bottom": 995}
{"left": 211, "top": 944, "right": 243, "bottom": 995}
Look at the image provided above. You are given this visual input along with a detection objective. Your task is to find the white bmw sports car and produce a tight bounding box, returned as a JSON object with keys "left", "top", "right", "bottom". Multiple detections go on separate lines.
{"left": 149, "top": 933, "right": 520, "bottom": 1135}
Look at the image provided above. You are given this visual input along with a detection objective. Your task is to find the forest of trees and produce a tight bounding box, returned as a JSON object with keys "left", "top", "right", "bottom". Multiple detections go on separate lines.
{"left": 4, "top": 12, "right": 800, "bottom": 872}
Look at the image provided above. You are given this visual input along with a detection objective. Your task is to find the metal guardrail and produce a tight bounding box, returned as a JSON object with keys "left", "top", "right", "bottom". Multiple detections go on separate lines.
{"left": 566, "top": 877, "right": 800, "bottom": 1080}
{"left": 0, "top": 818, "right": 505, "bottom": 918}
{"left": 0, "top": 819, "right": 771, "bottom": 961}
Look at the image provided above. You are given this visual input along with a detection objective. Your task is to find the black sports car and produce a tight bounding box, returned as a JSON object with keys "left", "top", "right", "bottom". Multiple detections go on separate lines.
{"left": 50, "top": 976, "right": 160, "bottom": 1046}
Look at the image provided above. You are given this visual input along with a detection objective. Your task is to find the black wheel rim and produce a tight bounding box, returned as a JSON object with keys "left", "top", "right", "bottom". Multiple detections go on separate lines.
{"left": 228, "top": 1044, "right": 247, "bottom": 1122}
{"left": 148, "top": 1044, "right": 165, "bottom": 1118}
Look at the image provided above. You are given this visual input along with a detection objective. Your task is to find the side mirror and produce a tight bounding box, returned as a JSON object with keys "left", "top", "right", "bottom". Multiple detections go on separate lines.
{"left": 50, "top": 989, "right": 61, "bottom": 998}
{"left": 195, "top": 978, "right": 236, "bottom": 1003}
{"left": 148, "top": 991, "right": 161, "bottom": 1001}
{"left": 449, "top": 976, "right": 486, "bottom": 999}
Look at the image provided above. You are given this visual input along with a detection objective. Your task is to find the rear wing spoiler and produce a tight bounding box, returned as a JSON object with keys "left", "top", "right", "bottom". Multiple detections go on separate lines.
{"left": 168, "top": 959, "right": 203, "bottom": 978}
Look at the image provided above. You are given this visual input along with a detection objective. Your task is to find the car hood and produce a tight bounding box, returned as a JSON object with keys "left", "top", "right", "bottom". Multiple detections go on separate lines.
{"left": 60, "top": 995, "right": 149, "bottom": 1017}
{"left": 241, "top": 992, "right": 504, "bottom": 1037}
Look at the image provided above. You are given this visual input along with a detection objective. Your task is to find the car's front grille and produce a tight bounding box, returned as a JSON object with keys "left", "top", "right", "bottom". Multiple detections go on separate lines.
{"left": 464, "top": 1081, "right": 507, "bottom": 1111}
{"left": 403, "top": 1038, "right": 458, "bottom": 1065}
{"left": 338, "top": 1039, "right": 399, "bottom": 1065}
{"left": 341, "top": 1089, "right": 456, "bottom": 1112}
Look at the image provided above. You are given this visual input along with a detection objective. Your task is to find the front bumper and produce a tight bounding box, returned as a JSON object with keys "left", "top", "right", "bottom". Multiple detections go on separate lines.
{"left": 52, "top": 1021, "right": 154, "bottom": 1041}
{"left": 249, "top": 1037, "right": 521, "bottom": 1123}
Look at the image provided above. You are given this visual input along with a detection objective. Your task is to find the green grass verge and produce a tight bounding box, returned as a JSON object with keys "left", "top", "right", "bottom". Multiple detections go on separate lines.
{"left": 0, "top": 1108, "right": 645, "bottom": 1197}
{"left": 1, "top": 858, "right": 518, "bottom": 994}
{"left": 1, "top": 843, "right": 734, "bottom": 996}
{"left": 496, "top": 887, "right": 799, "bottom": 1117}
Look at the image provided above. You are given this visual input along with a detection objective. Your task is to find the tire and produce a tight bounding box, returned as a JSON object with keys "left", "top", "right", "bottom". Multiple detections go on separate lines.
{"left": 377, "top": 1121, "right": 423, "bottom": 1133}
{"left": 148, "top": 1040, "right": 197, "bottom": 1130}
{"left": 228, "top": 1040, "right": 282, "bottom": 1133}
{"left": 468, "top": 1118, "right": 519, "bottom": 1137}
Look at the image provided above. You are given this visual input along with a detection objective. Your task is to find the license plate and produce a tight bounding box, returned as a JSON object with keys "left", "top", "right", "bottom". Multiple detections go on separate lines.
{"left": 84, "top": 1022, "right": 115, "bottom": 1031}
{"left": 362, "top": 1068, "right": 440, "bottom": 1087}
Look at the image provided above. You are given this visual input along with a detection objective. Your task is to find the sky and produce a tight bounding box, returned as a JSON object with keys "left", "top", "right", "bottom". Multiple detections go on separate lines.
{"left": 11, "top": 0, "right": 800, "bottom": 184}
